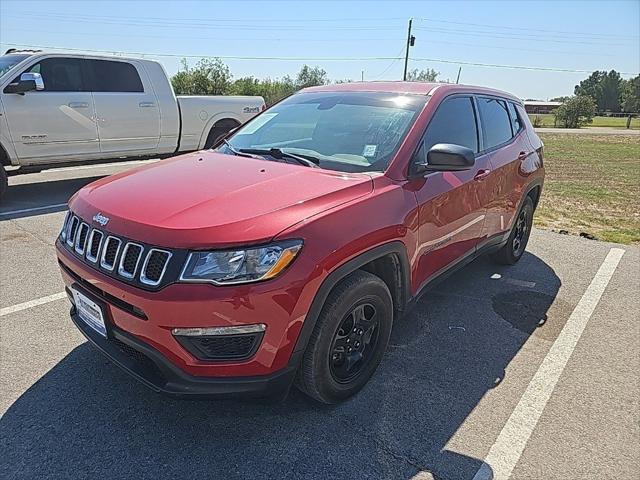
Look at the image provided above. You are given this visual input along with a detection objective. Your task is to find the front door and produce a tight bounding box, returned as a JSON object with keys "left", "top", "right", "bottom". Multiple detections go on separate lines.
{"left": 2, "top": 57, "right": 99, "bottom": 163}
{"left": 410, "top": 95, "right": 490, "bottom": 287}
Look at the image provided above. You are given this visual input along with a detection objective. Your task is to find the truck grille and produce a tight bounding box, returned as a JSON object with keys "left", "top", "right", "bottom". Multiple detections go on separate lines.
{"left": 61, "top": 212, "right": 173, "bottom": 289}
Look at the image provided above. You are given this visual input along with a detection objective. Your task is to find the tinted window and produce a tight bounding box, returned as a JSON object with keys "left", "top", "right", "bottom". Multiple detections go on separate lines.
{"left": 422, "top": 96, "right": 478, "bottom": 153}
{"left": 26, "top": 58, "right": 87, "bottom": 91}
{"left": 477, "top": 97, "right": 512, "bottom": 149}
{"left": 507, "top": 101, "right": 523, "bottom": 135}
{"left": 88, "top": 60, "right": 143, "bottom": 92}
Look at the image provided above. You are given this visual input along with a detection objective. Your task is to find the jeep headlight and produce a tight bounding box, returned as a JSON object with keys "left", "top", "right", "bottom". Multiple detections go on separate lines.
{"left": 179, "top": 240, "right": 302, "bottom": 285}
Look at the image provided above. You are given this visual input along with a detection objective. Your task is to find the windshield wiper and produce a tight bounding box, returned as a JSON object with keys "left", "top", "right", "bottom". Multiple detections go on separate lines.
{"left": 221, "top": 139, "right": 263, "bottom": 159}
{"left": 239, "top": 148, "right": 320, "bottom": 168}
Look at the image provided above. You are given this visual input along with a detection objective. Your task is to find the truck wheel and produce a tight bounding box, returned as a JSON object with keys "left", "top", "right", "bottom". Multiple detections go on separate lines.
{"left": 295, "top": 270, "right": 393, "bottom": 404}
{"left": 0, "top": 165, "right": 7, "bottom": 201}
{"left": 204, "top": 119, "right": 240, "bottom": 149}
{"left": 491, "top": 196, "right": 534, "bottom": 265}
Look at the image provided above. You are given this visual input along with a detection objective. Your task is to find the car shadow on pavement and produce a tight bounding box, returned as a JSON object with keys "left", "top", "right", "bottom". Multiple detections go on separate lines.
{"left": 0, "top": 176, "right": 105, "bottom": 220}
{"left": 1, "top": 252, "right": 562, "bottom": 480}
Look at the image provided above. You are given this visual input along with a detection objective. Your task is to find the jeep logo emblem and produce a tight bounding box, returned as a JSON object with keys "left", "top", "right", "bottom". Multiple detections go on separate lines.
{"left": 93, "top": 213, "right": 110, "bottom": 227}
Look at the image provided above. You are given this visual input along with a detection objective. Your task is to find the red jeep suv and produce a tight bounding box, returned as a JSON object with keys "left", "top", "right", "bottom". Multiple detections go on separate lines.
{"left": 56, "top": 82, "right": 543, "bottom": 404}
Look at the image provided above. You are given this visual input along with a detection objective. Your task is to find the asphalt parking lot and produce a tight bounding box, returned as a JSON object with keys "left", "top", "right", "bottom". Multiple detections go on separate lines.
{"left": 1, "top": 161, "right": 639, "bottom": 480}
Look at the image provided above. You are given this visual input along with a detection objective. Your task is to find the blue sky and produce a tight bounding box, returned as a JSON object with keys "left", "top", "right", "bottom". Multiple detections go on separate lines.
{"left": 1, "top": 0, "right": 638, "bottom": 99}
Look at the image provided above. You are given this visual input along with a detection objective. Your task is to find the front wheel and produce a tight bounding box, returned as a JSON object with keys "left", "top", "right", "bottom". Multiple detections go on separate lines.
{"left": 295, "top": 270, "right": 393, "bottom": 404}
{"left": 491, "top": 196, "right": 534, "bottom": 265}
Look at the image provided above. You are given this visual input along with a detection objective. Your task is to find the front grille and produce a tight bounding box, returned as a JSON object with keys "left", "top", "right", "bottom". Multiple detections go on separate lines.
{"left": 86, "top": 230, "right": 103, "bottom": 262}
{"left": 118, "top": 243, "right": 143, "bottom": 278}
{"left": 101, "top": 236, "right": 121, "bottom": 270}
{"left": 60, "top": 213, "right": 174, "bottom": 289}
{"left": 140, "top": 249, "right": 172, "bottom": 286}
{"left": 176, "top": 333, "right": 263, "bottom": 361}
{"left": 74, "top": 223, "right": 90, "bottom": 255}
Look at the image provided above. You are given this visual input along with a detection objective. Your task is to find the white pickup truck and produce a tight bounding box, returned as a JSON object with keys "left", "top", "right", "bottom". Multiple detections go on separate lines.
{"left": 0, "top": 51, "right": 265, "bottom": 199}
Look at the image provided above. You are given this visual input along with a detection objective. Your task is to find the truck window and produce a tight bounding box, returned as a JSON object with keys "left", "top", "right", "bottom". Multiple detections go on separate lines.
{"left": 24, "top": 58, "right": 87, "bottom": 92}
{"left": 422, "top": 96, "right": 478, "bottom": 153}
{"left": 477, "top": 97, "right": 513, "bottom": 149}
{"left": 87, "top": 60, "right": 144, "bottom": 93}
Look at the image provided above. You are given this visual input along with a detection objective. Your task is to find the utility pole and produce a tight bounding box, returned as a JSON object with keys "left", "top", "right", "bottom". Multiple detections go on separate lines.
{"left": 361, "top": 70, "right": 364, "bottom": 82}
{"left": 403, "top": 18, "right": 415, "bottom": 81}
{"left": 456, "top": 67, "right": 462, "bottom": 84}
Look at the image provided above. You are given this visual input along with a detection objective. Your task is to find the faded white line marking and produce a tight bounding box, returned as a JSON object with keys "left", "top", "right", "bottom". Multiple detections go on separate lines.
{"left": 0, "top": 292, "right": 67, "bottom": 317}
{"left": 472, "top": 247, "right": 625, "bottom": 480}
{"left": 0, "top": 203, "right": 68, "bottom": 217}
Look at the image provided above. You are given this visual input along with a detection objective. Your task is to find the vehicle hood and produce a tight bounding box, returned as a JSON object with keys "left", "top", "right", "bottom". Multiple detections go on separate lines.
{"left": 70, "top": 151, "right": 373, "bottom": 248}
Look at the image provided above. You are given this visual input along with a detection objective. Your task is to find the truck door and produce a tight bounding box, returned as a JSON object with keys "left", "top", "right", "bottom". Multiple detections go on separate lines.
{"left": 88, "top": 59, "right": 160, "bottom": 154}
{"left": 2, "top": 57, "right": 99, "bottom": 163}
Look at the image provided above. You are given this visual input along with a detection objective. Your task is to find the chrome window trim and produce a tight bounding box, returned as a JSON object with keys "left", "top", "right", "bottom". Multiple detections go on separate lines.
{"left": 85, "top": 229, "right": 104, "bottom": 263}
{"left": 117, "top": 242, "right": 144, "bottom": 279}
{"left": 74, "top": 223, "right": 90, "bottom": 255}
{"left": 100, "top": 235, "right": 122, "bottom": 271}
{"left": 139, "top": 248, "right": 172, "bottom": 286}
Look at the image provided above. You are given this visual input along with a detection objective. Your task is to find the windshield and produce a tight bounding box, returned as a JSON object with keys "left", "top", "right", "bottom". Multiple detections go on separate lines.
{"left": 219, "top": 91, "right": 428, "bottom": 173}
{"left": 0, "top": 55, "right": 30, "bottom": 79}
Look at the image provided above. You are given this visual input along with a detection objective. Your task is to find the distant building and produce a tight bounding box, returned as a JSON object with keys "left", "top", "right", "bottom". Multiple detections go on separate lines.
{"left": 524, "top": 101, "right": 563, "bottom": 114}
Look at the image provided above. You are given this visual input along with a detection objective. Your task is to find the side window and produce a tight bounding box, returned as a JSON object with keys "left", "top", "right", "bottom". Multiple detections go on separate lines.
{"left": 422, "top": 96, "right": 478, "bottom": 155}
{"left": 87, "top": 60, "right": 144, "bottom": 92}
{"left": 24, "top": 58, "right": 86, "bottom": 92}
{"left": 507, "top": 102, "right": 523, "bottom": 135}
{"left": 476, "top": 97, "right": 513, "bottom": 149}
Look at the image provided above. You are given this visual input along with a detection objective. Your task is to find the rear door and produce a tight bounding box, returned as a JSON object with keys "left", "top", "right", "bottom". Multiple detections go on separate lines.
{"left": 476, "top": 97, "right": 532, "bottom": 238}
{"left": 2, "top": 57, "right": 99, "bottom": 162}
{"left": 88, "top": 59, "right": 160, "bottom": 154}
{"left": 411, "top": 95, "right": 492, "bottom": 285}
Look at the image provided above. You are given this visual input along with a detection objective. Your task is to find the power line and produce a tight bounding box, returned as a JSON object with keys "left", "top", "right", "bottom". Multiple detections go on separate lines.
{"left": 3, "top": 42, "right": 636, "bottom": 75}
{"left": 416, "top": 17, "right": 639, "bottom": 40}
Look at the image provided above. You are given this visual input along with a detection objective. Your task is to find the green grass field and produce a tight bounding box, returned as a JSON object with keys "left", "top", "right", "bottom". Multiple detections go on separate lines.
{"left": 528, "top": 114, "right": 639, "bottom": 129}
{"left": 534, "top": 133, "right": 640, "bottom": 244}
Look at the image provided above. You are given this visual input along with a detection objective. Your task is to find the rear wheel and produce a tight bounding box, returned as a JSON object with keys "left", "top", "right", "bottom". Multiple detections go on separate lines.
{"left": 491, "top": 196, "right": 534, "bottom": 265}
{"left": 0, "top": 165, "right": 7, "bottom": 202}
{"left": 295, "top": 270, "right": 393, "bottom": 404}
{"left": 203, "top": 119, "right": 240, "bottom": 149}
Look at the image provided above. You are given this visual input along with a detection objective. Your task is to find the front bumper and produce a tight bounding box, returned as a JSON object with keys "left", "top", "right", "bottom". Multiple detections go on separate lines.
{"left": 70, "top": 305, "right": 298, "bottom": 399}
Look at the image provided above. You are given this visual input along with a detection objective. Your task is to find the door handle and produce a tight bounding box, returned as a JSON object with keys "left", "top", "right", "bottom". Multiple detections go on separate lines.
{"left": 68, "top": 102, "right": 89, "bottom": 108}
{"left": 474, "top": 169, "right": 491, "bottom": 181}
{"left": 139, "top": 102, "right": 156, "bottom": 108}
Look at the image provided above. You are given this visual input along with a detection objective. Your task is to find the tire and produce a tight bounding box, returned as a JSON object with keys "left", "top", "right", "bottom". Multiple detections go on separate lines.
{"left": 203, "top": 119, "right": 239, "bottom": 149}
{"left": 295, "top": 270, "right": 393, "bottom": 404}
{"left": 491, "top": 196, "right": 534, "bottom": 265}
{"left": 0, "top": 165, "right": 7, "bottom": 202}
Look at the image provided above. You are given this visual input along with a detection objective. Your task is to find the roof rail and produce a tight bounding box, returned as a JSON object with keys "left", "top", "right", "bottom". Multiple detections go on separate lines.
{"left": 4, "top": 48, "right": 43, "bottom": 55}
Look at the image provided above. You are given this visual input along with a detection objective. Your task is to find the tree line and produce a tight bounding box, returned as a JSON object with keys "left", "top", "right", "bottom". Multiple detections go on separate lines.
{"left": 170, "top": 58, "right": 438, "bottom": 106}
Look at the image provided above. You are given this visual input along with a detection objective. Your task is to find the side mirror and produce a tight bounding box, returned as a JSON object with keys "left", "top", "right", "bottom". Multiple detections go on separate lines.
{"left": 415, "top": 143, "right": 475, "bottom": 173}
{"left": 3, "top": 72, "right": 45, "bottom": 94}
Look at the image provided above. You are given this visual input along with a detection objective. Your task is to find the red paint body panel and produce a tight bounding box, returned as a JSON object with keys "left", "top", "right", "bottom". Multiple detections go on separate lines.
{"left": 57, "top": 82, "right": 544, "bottom": 387}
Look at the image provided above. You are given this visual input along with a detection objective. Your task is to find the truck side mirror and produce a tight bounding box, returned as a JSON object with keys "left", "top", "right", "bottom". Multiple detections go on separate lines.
{"left": 3, "top": 72, "right": 45, "bottom": 94}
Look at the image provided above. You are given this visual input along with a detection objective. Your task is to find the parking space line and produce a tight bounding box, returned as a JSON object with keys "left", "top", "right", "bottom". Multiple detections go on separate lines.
{"left": 0, "top": 203, "right": 68, "bottom": 218}
{"left": 472, "top": 247, "right": 625, "bottom": 480}
{"left": 0, "top": 292, "right": 67, "bottom": 317}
